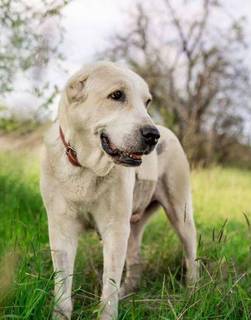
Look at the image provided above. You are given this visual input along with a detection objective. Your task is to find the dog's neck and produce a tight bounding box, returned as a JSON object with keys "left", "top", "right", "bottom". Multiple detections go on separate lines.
{"left": 57, "top": 98, "right": 115, "bottom": 176}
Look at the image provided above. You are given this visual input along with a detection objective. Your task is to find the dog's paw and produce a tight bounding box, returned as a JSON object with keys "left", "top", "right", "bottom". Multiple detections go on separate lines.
{"left": 99, "top": 302, "right": 118, "bottom": 320}
{"left": 186, "top": 261, "right": 200, "bottom": 289}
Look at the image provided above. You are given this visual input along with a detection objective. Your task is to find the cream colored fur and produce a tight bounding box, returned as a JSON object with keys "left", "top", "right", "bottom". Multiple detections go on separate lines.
{"left": 40, "top": 61, "right": 198, "bottom": 320}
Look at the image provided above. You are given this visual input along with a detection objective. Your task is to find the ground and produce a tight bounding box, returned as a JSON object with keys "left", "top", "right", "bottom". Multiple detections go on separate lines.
{"left": 0, "top": 151, "right": 250, "bottom": 319}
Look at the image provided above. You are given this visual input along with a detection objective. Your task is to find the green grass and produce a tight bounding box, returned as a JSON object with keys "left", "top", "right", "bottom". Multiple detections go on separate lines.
{"left": 0, "top": 152, "right": 251, "bottom": 319}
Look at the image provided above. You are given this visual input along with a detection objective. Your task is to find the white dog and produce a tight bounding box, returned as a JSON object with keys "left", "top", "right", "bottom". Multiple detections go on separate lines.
{"left": 40, "top": 61, "right": 198, "bottom": 320}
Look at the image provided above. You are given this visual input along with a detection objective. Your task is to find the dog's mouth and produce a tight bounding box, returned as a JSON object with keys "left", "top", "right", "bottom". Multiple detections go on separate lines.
{"left": 100, "top": 133, "right": 143, "bottom": 167}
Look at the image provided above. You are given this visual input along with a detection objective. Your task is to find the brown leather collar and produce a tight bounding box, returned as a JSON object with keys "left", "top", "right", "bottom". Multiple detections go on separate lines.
{"left": 59, "top": 126, "right": 82, "bottom": 167}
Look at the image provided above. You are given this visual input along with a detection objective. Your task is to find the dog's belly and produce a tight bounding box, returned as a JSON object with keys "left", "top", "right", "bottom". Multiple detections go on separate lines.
{"left": 132, "top": 178, "right": 156, "bottom": 213}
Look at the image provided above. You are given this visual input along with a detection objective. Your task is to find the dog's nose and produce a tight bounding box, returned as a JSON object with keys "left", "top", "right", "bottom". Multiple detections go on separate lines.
{"left": 140, "top": 126, "right": 160, "bottom": 146}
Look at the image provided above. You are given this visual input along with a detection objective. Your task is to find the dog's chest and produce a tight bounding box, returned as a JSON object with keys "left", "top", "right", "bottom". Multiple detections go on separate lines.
{"left": 132, "top": 153, "right": 158, "bottom": 213}
{"left": 132, "top": 177, "right": 156, "bottom": 213}
{"left": 58, "top": 168, "right": 113, "bottom": 205}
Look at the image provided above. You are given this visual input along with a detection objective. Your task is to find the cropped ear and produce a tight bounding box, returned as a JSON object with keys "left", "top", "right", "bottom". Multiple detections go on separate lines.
{"left": 66, "top": 74, "right": 88, "bottom": 103}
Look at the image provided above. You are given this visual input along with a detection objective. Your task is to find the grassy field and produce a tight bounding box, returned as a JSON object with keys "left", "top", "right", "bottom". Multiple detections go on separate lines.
{"left": 0, "top": 152, "right": 251, "bottom": 319}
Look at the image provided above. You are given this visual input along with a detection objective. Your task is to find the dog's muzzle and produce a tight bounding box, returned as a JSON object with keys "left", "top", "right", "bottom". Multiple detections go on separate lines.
{"left": 100, "top": 125, "right": 160, "bottom": 167}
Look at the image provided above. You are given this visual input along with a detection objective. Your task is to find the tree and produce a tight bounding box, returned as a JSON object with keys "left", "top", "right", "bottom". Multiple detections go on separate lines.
{"left": 103, "top": 0, "right": 251, "bottom": 164}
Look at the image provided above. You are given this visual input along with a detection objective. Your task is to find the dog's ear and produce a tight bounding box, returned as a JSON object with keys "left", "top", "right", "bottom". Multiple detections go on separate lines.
{"left": 66, "top": 74, "right": 88, "bottom": 103}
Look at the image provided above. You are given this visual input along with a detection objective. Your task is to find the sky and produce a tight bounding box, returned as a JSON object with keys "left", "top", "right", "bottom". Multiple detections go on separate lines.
{"left": 4, "top": 0, "right": 251, "bottom": 124}
{"left": 60, "top": 0, "right": 251, "bottom": 70}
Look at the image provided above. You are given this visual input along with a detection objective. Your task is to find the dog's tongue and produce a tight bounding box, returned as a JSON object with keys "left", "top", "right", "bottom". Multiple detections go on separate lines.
{"left": 130, "top": 153, "right": 142, "bottom": 160}
{"left": 109, "top": 141, "right": 117, "bottom": 150}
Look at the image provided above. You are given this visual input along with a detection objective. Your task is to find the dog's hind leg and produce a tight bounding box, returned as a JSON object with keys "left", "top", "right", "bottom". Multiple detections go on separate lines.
{"left": 119, "top": 201, "right": 159, "bottom": 298}
{"left": 156, "top": 173, "right": 199, "bottom": 286}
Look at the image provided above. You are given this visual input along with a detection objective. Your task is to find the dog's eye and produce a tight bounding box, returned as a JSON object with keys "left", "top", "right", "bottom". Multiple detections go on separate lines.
{"left": 108, "top": 90, "right": 125, "bottom": 102}
{"left": 145, "top": 99, "right": 152, "bottom": 107}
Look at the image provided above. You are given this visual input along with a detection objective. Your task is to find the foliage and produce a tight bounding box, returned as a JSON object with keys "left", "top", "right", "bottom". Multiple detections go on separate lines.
{"left": 0, "top": 153, "right": 250, "bottom": 319}
{"left": 0, "top": 0, "right": 67, "bottom": 115}
{"left": 0, "top": 117, "right": 38, "bottom": 134}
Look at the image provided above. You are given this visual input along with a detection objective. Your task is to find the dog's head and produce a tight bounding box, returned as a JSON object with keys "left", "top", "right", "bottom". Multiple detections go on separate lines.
{"left": 59, "top": 61, "right": 160, "bottom": 175}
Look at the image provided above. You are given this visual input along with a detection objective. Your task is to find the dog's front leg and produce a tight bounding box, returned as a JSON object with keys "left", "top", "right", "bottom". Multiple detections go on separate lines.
{"left": 94, "top": 182, "right": 132, "bottom": 320}
{"left": 46, "top": 202, "right": 81, "bottom": 320}
{"left": 93, "top": 169, "right": 135, "bottom": 320}
{"left": 99, "top": 221, "right": 130, "bottom": 320}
